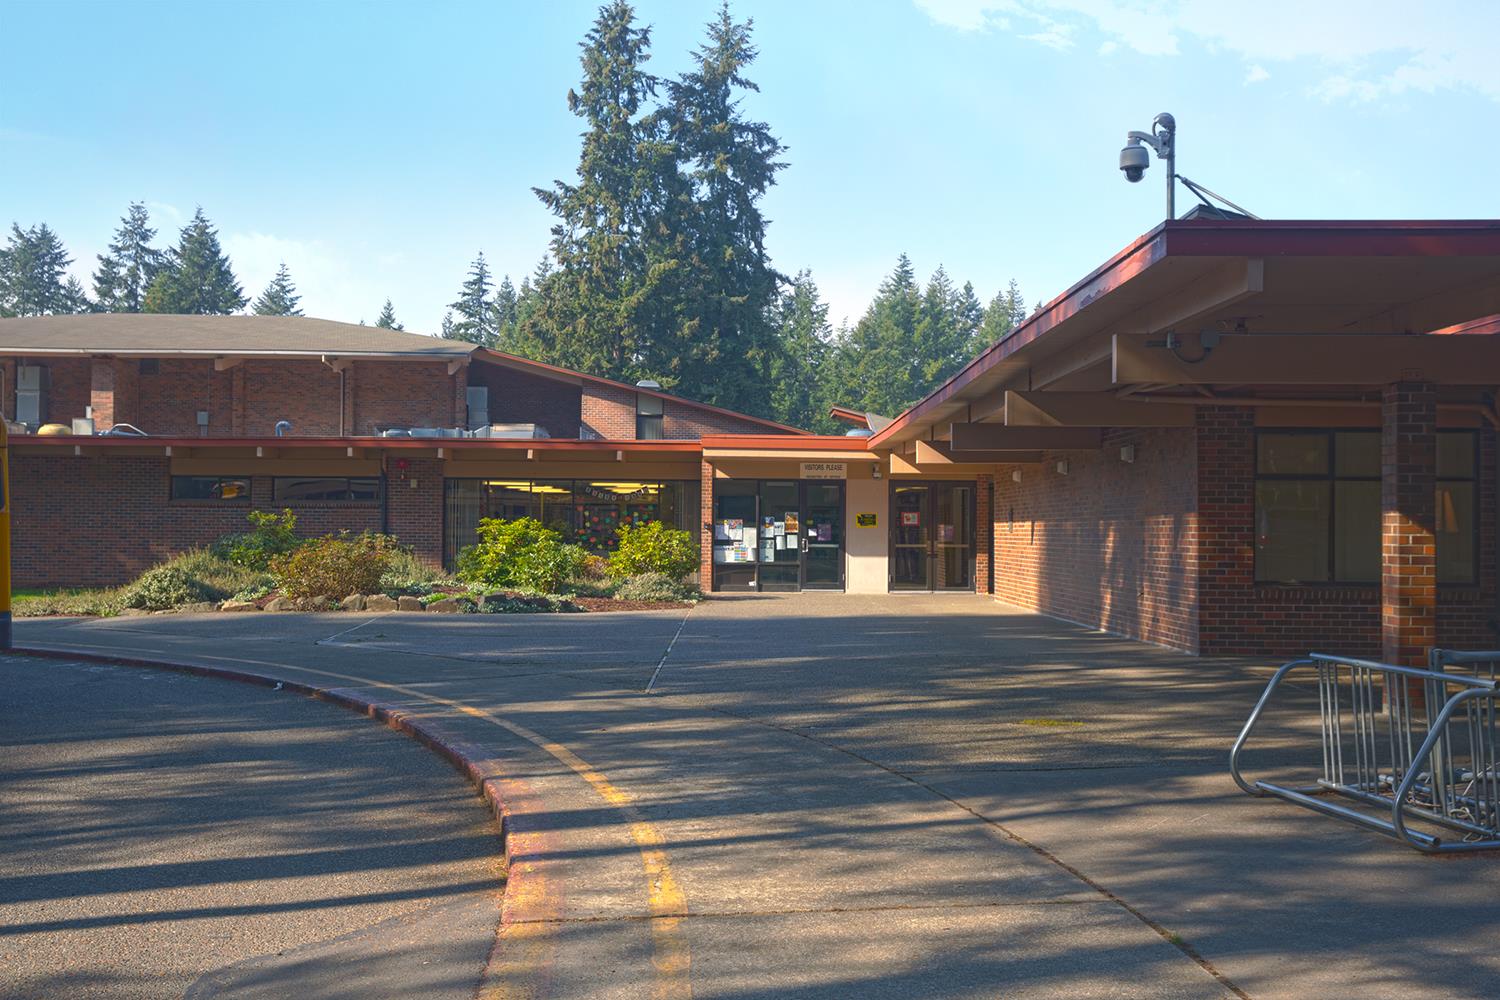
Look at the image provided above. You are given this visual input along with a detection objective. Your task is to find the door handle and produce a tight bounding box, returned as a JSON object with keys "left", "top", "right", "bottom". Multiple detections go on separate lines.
{"left": 801, "top": 537, "right": 808, "bottom": 552}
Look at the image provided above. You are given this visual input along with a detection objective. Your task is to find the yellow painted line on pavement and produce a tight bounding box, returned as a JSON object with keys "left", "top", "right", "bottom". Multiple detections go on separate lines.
{"left": 28, "top": 639, "right": 691, "bottom": 1000}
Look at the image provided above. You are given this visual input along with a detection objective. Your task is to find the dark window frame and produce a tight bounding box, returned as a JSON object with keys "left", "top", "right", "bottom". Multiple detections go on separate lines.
{"left": 1254, "top": 428, "right": 1481, "bottom": 586}
{"left": 170, "top": 475, "right": 252, "bottom": 503}
{"left": 1254, "top": 429, "right": 1379, "bottom": 585}
{"left": 636, "top": 392, "right": 665, "bottom": 440}
{"left": 272, "top": 476, "right": 382, "bottom": 504}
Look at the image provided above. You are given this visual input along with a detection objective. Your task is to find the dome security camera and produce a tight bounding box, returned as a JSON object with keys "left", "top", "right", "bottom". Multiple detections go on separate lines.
{"left": 1119, "top": 142, "right": 1150, "bottom": 182}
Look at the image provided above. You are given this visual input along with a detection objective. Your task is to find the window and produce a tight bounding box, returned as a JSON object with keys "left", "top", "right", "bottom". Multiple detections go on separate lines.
{"left": 1255, "top": 431, "right": 1379, "bottom": 584}
{"left": 171, "top": 476, "right": 250, "bottom": 501}
{"left": 273, "top": 477, "right": 380, "bottom": 503}
{"left": 1255, "top": 429, "right": 1480, "bottom": 585}
{"left": 636, "top": 392, "right": 664, "bottom": 440}
{"left": 139, "top": 359, "right": 160, "bottom": 375}
{"left": 1437, "top": 431, "right": 1478, "bottom": 584}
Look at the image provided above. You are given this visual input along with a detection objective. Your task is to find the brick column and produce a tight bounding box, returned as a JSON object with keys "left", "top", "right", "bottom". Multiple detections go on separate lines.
{"left": 1381, "top": 382, "right": 1437, "bottom": 667}
{"left": 89, "top": 359, "right": 116, "bottom": 427}
{"left": 700, "top": 459, "right": 715, "bottom": 592}
{"left": 975, "top": 473, "right": 993, "bottom": 594}
{"left": 387, "top": 457, "right": 446, "bottom": 568}
{"left": 231, "top": 366, "right": 246, "bottom": 436}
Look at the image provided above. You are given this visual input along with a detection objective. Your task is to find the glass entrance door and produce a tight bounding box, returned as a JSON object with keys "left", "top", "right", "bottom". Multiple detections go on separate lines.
{"left": 757, "top": 481, "right": 802, "bottom": 591}
{"left": 890, "top": 482, "right": 976, "bottom": 592}
{"left": 891, "top": 485, "right": 931, "bottom": 590}
{"left": 801, "top": 483, "right": 844, "bottom": 589}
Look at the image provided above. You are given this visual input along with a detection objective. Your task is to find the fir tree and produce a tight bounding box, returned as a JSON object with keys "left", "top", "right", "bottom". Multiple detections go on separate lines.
{"left": 144, "top": 208, "right": 246, "bottom": 314}
{"left": 92, "top": 202, "right": 164, "bottom": 312}
{"left": 251, "top": 262, "right": 303, "bottom": 316}
{"left": 954, "top": 280, "right": 985, "bottom": 358}
{"left": 524, "top": 1, "right": 670, "bottom": 376}
{"left": 981, "top": 279, "right": 1025, "bottom": 345}
{"left": 0, "top": 222, "right": 81, "bottom": 316}
{"left": 374, "top": 298, "right": 403, "bottom": 330}
{"left": 831, "top": 255, "right": 923, "bottom": 417}
{"left": 654, "top": 1, "right": 788, "bottom": 416}
{"left": 444, "top": 252, "right": 496, "bottom": 345}
{"left": 766, "top": 270, "right": 833, "bottom": 431}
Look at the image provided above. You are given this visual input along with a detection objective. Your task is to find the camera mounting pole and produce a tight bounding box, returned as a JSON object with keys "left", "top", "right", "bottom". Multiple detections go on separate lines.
{"left": 1121, "top": 112, "right": 1176, "bottom": 219}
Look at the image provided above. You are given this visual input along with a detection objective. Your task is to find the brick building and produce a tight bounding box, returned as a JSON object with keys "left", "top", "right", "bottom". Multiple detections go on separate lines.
{"left": 8, "top": 218, "right": 1500, "bottom": 666}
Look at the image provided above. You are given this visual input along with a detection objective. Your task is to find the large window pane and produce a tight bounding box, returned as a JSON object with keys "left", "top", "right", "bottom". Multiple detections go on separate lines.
{"left": 1437, "top": 482, "right": 1476, "bottom": 584}
{"left": 274, "top": 477, "right": 379, "bottom": 502}
{"left": 171, "top": 475, "right": 250, "bottom": 501}
{"left": 1333, "top": 481, "right": 1380, "bottom": 582}
{"left": 1438, "top": 431, "right": 1476, "bottom": 478}
{"left": 1257, "top": 433, "right": 1329, "bottom": 475}
{"left": 1256, "top": 481, "right": 1330, "bottom": 582}
{"left": 1334, "top": 432, "right": 1380, "bottom": 477}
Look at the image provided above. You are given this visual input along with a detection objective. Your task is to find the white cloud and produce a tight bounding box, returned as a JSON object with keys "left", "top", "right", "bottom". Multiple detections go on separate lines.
{"left": 223, "top": 231, "right": 377, "bottom": 323}
{"left": 914, "top": 1, "right": 1500, "bottom": 102}
{"left": 1245, "top": 64, "right": 1270, "bottom": 85}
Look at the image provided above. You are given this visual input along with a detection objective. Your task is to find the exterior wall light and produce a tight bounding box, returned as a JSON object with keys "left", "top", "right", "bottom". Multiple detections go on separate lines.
{"left": 1011, "top": 469, "right": 1022, "bottom": 483}
{"left": 1055, "top": 459, "right": 1070, "bottom": 476}
{"left": 1120, "top": 444, "right": 1136, "bottom": 464}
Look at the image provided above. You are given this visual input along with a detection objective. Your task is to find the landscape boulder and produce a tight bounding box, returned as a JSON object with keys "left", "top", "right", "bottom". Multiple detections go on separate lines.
{"left": 427, "top": 598, "right": 461, "bottom": 613}
{"left": 396, "top": 595, "right": 424, "bottom": 612}
{"left": 264, "top": 596, "right": 294, "bottom": 612}
{"left": 219, "top": 600, "right": 258, "bottom": 612}
{"left": 341, "top": 593, "right": 366, "bottom": 612}
{"left": 364, "top": 594, "right": 398, "bottom": 612}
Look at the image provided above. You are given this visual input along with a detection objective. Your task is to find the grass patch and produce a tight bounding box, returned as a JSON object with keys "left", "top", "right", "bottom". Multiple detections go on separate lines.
{"left": 15, "top": 549, "right": 273, "bottom": 618}
{"left": 1019, "top": 718, "right": 1085, "bottom": 728}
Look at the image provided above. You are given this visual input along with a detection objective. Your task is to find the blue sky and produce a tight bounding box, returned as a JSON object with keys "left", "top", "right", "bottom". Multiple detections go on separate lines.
{"left": 3, "top": 1, "right": 1498, "bottom": 333}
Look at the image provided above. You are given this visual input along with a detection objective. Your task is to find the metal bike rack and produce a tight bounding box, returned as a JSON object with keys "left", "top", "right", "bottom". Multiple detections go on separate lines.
{"left": 1231, "top": 652, "right": 1500, "bottom": 853}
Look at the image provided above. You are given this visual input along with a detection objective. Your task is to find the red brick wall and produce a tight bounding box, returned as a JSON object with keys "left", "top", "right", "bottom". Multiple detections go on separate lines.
{"left": 134, "top": 359, "right": 233, "bottom": 437}
{"left": 11, "top": 455, "right": 385, "bottom": 588}
{"left": 663, "top": 399, "right": 793, "bottom": 438}
{"left": 1195, "top": 406, "right": 1497, "bottom": 658}
{"left": 386, "top": 456, "right": 445, "bottom": 567}
{"left": 351, "top": 361, "right": 459, "bottom": 435}
{"left": 992, "top": 426, "right": 1199, "bottom": 651}
{"left": 241, "top": 360, "right": 342, "bottom": 436}
{"left": 8, "top": 357, "right": 91, "bottom": 427}
{"left": 1382, "top": 383, "right": 1438, "bottom": 666}
{"left": 582, "top": 383, "right": 637, "bottom": 439}
{"left": 976, "top": 473, "right": 993, "bottom": 595}
{"left": 467, "top": 362, "right": 582, "bottom": 438}
{"left": 699, "top": 459, "right": 715, "bottom": 591}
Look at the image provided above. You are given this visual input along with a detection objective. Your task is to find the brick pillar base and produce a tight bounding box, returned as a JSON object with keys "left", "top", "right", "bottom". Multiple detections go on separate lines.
{"left": 700, "top": 459, "right": 714, "bottom": 592}
{"left": 976, "top": 473, "right": 993, "bottom": 594}
{"left": 1381, "top": 381, "right": 1437, "bottom": 667}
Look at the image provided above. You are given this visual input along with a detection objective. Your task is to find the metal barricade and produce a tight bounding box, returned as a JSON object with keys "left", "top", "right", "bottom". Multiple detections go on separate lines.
{"left": 1231, "top": 653, "right": 1500, "bottom": 853}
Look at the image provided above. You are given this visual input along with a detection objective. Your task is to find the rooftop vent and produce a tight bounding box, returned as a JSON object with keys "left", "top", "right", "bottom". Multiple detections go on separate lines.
{"left": 845, "top": 428, "right": 874, "bottom": 438}
{"left": 635, "top": 379, "right": 662, "bottom": 390}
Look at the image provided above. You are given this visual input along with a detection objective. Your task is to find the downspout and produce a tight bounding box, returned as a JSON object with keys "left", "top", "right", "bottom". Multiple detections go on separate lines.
{"left": 321, "top": 355, "right": 345, "bottom": 436}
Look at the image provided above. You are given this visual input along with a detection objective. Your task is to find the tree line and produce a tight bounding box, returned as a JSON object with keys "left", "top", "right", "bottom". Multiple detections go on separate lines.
{"left": 0, "top": 2, "right": 1026, "bottom": 433}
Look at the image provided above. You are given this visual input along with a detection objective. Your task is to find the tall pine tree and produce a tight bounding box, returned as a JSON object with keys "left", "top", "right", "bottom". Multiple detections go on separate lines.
{"left": 93, "top": 203, "right": 164, "bottom": 312}
{"left": 252, "top": 262, "right": 303, "bottom": 316}
{"left": 651, "top": 2, "right": 787, "bottom": 414}
{"left": 445, "top": 252, "right": 496, "bottom": 345}
{"left": 0, "top": 223, "right": 83, "bottom": 316}
{"left": 374, "top": 298, "right": 403, "bottom": 330}
{"left": 144, "top": 208, "right": 246, "bottom": 314}
{"left": 830, "top": 254, "right": 922, "bottom": 417}
{"left": 981, "top": 278, "right": 1025, "bottom": 345}
{"left": 523, "top": 1, "right": 672, "bottom": 377}
{"left": 766, "top": 270, "right": 833, "bottom": 431}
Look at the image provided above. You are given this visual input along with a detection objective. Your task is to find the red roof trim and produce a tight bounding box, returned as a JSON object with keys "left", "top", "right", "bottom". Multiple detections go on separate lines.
{"left": 13, "top": 434, "right": 704, "bottom": 452}
{"left": 700, "top": 434, "right": 875, "bottom": 451}
{"left": 473, "top": 348, "right": 811, "bottom": 435}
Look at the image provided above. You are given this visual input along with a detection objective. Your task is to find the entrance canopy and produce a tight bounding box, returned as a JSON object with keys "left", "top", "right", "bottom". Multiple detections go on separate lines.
{"left": 870, "top": 219, "right": 1500, "bottom": 451}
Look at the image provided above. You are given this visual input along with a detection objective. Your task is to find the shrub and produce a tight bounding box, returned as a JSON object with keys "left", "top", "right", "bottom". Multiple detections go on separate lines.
{"left": 613, "top": 572, "right": 700, "bottom": 604}
{"left": 122, "top": 550, "right": 270, "bottom": 610}
{"left": 607, "top": 521, "right": 697, "bottom": 581}
{"left": 212, "top": 509, "right": 301, "bottom": 570}
{"left": 456, "top": 517, "right": 588, "bottom": 593}
{"left": 270, "top": 532, "right": 397, "bottom": 598}
{"left": 379, "top": 547, "right": 453, "bottom": 596}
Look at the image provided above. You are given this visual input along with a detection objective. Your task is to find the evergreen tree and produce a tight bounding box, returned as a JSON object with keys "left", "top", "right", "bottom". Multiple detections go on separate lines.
{"left": 523, "top": 1, "right": 671, "bottom": 376}
{"left": 766, "top": 270, "right": 833, "bottom": 431}
{"left": 913, "top": 265, "right": 960, "bottom": 385}
{"left": 0, "top": 222, "right": 81, "bottom": 316}
{"left": 830, "top": 254, "right": 923, "bottom": 417}
{"left": 490, "top": 274, "right": 518, "bottom": 343}
{"left": 981, "top": 278, "right": 1025, "bottom": 345}
{"left": 374, "top": 298, "right": 403, "bottom": 330}
{"left": 954, "top": 280, "right": 985, "bottom": 358}
{"left": 445, "top": 252, "right": 496, "bottom": 345}
{"left": 92, "top": 202, "right": 164, "bottom": 312}
{"left": 251, "top": 262, "right": 303, "bottom": 316}
{"left": 654, "top": 2, "right": 788, "bottom": 415}
{"left": 144, "top": 208, "right": 246, "bottom": 314}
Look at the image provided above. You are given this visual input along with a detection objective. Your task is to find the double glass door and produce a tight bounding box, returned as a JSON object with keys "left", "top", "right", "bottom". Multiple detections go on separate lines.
{"left": 891, "top": 482, "right": 976, "bottom": 591}
{"left": 712, "top": 480, "right": 845, "bottom": 591}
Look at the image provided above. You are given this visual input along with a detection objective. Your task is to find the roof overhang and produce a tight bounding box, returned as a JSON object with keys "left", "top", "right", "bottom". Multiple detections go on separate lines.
{"left": 871, "top": 219, "right": 1500, "bottom": 447}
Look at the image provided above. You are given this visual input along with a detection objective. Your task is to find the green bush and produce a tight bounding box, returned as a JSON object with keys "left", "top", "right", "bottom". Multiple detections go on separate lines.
{"left": 607, "top": 521, "right": 697, "bottom": 581}
{"left": 379, "top": 547, "right": 454, "bottom": 596}
{"left": 613, "top": 572, "right": 700, "bottom": 603}
{"left": 212, "top": 509, "right": 301, "bottom": 570}
{"left": 456, "top": 517, "right": 588, "bottom": 593}
{"left": 270, "top": 532, "right": 397, "bottom": 598}
{"left": 122, "top": 549, "right": 272, "bottom": 610}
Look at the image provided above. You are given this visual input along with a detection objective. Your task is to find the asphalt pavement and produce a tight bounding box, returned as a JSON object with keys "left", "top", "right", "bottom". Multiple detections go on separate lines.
{"left": 0, "top": 656, "right": 504, "bottom": 1000}
{"left": 13, "top": 594, "right": 1500, "bottom": 999}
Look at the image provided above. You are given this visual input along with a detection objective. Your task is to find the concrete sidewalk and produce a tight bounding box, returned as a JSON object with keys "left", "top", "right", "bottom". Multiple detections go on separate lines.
{"left": 17, "top": 595, "right": 1500, "bottom": 999}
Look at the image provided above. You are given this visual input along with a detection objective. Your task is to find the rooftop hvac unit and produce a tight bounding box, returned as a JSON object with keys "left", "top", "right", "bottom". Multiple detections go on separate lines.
{"left": 466, "top": 386, "right": 489, "bottom": 430}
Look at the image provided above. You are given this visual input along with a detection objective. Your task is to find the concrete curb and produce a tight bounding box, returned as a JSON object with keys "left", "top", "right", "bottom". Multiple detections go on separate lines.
{"left": 11, "top": 644, "right": 555, "bottom": 992}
